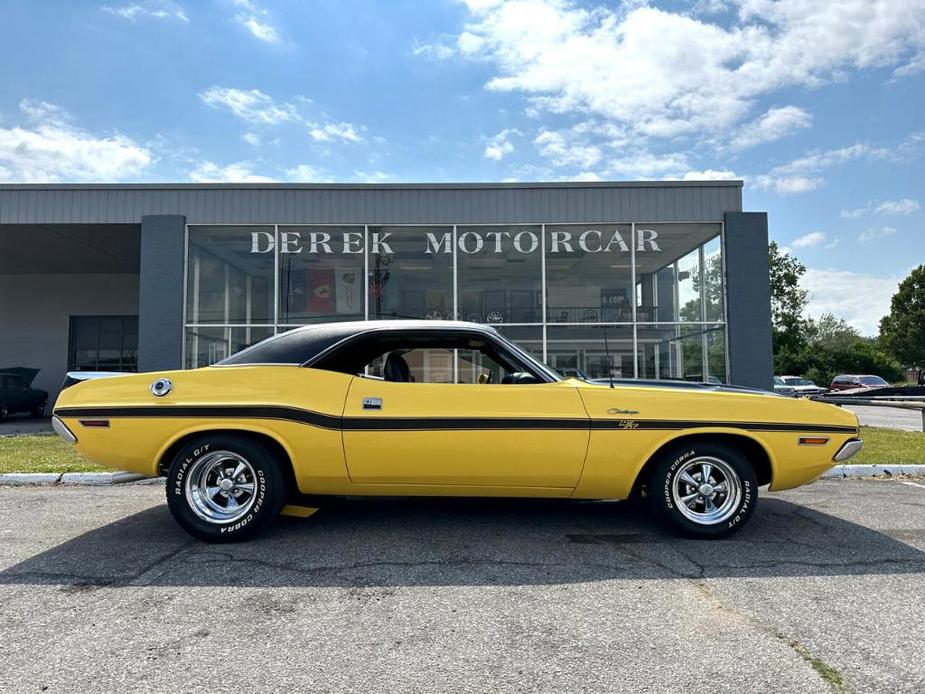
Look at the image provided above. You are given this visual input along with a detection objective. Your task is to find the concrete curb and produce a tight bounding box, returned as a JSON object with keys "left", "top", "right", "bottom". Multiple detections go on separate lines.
{"left": 0, "top": 472, "right": 152, "bottom": 486}
{"left": 821, "top": 464, "right": 925, "bottom": 478}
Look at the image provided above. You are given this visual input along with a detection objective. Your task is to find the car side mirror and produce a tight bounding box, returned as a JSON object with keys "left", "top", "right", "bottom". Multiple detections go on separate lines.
{"left": 509, "top": 371, "right": 539, "bottom": 384}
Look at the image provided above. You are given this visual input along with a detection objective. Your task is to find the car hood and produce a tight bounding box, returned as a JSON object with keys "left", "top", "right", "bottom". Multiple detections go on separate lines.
{"left": 0, "top": 367, "right": 39, "bottom": 387}
{"left": 583, "top": 377, "right": 780, "bottom": 397}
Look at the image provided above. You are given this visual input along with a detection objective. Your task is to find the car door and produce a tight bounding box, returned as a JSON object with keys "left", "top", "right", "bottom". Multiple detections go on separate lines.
{"left": 341, "top": 340, "right": 589, "bottom": 490}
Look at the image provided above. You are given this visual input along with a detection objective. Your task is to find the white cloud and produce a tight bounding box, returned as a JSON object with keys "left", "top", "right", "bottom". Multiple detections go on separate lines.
{"left": 101, "top": 1, "right": 188, "bottom": 22}
{"left": 894, "top": 52, "right": 925, "bottom": 78}
{"left": 534, "top": 129, "right": 601, "bottom": 168}
{"left": 803, "top": 267, "right": 902, "bottom": 335}
{"left": 308, "top": 121, "right": 363, "bottom": 143}
{"left": 441, "top": 0, "right": 925, "bottom": 143}
{"left": 411, "top": 39, "right": 455, "bottom": 60}
{"left": 792, "top": 231, "right": 826, "bottom": 248}
{"left": 230, "top": 0, "right": 280, "bottom": 44}
{"left": 678, "top": 169, "right": 738, "bottom": 181}
{"left": 875, "top": 198, "right": 920, "bottom": 215}
{"left": 484, "top": 129, "right": 519, "bottom": 161}
{"left": 286, "top": 164, "right": 328, "bottom": 182}
{"left": 841, "top": 206, "right": 868, "bottom": 219}
{"left": 188, "top": 160, "right": 275, "bottom": 182}
{"left": 752, "top": 142, "right": 884, "bottom": 194}
{"left": 729, "top": 105, "right": 812, "bottom": 150}
{"left": 354, "top": 170, "right": 396, "bottom": 183}
{"left": 841, "top": 197, "right": 921, "bottom": 218}
{"left": 242, "top": 132, "right": 260, "bottom": 146}
{"left": 199, "top": 86, "right": 299, "bottom": 125}
{"left": 0, "top": 99, "right": 152, "bottom": 182}
{"left": 858, "top": 225, "right": 897, "bottom": 242}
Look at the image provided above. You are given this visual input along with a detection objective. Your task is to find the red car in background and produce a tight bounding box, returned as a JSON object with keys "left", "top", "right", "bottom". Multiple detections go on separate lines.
{"left": 829, "top": 374, "right": 890, "bottom": 391}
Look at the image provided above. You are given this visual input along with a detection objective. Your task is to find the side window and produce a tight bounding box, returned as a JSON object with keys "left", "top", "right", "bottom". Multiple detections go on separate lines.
{"left": 365, "top": 346, "right": 515, "bottom": 384}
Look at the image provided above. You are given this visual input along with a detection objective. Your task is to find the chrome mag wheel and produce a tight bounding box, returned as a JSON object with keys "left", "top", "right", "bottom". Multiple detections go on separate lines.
{"left": 185, "top": 450, "right": 258, "bottom": 524}
{"left": 671, "top": 456, "right": 743, "bottom": 525}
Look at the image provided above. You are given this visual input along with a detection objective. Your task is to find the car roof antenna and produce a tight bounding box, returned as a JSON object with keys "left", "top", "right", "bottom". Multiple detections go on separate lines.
{"left": 602, "top": 325, "right": 615, "bottom": 389}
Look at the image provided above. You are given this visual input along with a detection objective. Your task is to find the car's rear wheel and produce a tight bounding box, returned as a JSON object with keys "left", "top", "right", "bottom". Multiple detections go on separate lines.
{"left": 0, "top": 403, "right": 8, "bottom": 420}
{"left": 30, "top": 403, "right": 45, "bottom": 418}
{"left": 165, "top": 434, "right": 286, "bottom": 542}
{"left": 647, "top": 441, "right": 757, "bottom": 539}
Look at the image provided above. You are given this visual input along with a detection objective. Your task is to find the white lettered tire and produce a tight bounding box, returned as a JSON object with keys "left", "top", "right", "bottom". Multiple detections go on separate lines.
{"left": 647, "top": 441, "right": 757, "bottom": 539}
{"left": 165, "top": 434, "right": 286, "bottom": 542}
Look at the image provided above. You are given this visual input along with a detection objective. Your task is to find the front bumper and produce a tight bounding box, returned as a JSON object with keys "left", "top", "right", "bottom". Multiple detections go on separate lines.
{"left": 834, "top": 438, "right": 863, "bottom": 462}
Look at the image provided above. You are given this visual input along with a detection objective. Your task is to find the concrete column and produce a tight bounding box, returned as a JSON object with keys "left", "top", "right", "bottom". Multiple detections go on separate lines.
{"left": 723, "top": 212, "right": 773, "bottom": 390}
{"left": 138, "top": 215, "right": 186, "bottom": 372}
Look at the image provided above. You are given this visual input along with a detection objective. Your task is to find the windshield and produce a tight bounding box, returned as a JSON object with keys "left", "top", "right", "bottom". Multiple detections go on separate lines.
{"left": 784, "top": 377, "right": 812, "bottom": 386}
{"left": 774, "top": 377, "right": 785, "bottom": 385}
{"left": 860, "top": 376, "right": 888, "bottom": 386}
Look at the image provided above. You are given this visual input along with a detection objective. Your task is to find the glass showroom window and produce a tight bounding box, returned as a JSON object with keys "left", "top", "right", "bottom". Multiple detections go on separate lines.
{"left": 545, "top": 224, "right": 635, "bottom": 324}
{"left": 278, "top": 225, "right": 365, "bottom": 325}
{"left": 456, "top": 225, "right": 542, "bottom": 324}
{"left": 185, "top": 225, "right": 275, "bottom": 367}
{"left": 546, "top": 325, "right": 635, "bottom": 380}
{"left": 184, "top": 221, "right": 728, "bottom": 378}
{"left": 367, "top": 226, "right": 453, "bottom": 320}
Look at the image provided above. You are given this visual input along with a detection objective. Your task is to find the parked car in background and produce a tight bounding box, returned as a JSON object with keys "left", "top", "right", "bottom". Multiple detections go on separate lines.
{"left": 773, "top": 376, "right": 797, "bottom": 397}
{"left": 0, "top": 368, "right": 48, "bottom": 419}
{"left": 830, "top": 374, "right": 890, "bottom": 391}
{"left": 779, "top": 376, "right": 828, "bottom": 396}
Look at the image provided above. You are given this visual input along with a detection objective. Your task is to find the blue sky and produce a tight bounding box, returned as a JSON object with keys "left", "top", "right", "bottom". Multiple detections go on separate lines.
{"left": 1, "top": 0, "right": 923, "bottom": 334}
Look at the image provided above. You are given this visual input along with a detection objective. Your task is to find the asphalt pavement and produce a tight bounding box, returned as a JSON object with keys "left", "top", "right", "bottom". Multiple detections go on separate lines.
{"left": 1, "top": 480, "right": 924, "bottom": 693}
{"left": 844, "top": 405, "right": 924, "bottom": 432}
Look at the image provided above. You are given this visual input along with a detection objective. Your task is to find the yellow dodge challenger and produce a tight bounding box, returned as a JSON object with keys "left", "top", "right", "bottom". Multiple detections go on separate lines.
{"left": 52, "top": 321, "right": 861, "bottom": 542}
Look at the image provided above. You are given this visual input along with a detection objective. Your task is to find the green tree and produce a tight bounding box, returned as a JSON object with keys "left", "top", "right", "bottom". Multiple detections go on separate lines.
{"left": 879, "top": 264, "right": 925, "bottom": 368}
{"left": 768, "top": 241, "right": 810, "bottom": 371}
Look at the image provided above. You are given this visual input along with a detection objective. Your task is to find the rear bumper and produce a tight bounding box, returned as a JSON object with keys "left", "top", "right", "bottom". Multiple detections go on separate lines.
{"left": 51, "top": 415, "right": 77, "bottom": 444}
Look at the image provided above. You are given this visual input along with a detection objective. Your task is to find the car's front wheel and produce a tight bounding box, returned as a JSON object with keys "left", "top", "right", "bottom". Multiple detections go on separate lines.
{"left": 165, "top": 434, "right": 286, "bottom": 542}
{"left": 647, "top": 442, "right": 757, "bottom": 539}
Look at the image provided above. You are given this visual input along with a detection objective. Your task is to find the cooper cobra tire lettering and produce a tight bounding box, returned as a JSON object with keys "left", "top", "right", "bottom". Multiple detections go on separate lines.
{"left": 647, "top": 442, "right": 758, "bottom": 540}
{"left": 165, "top": 437, "right": 284, "bottom": 543}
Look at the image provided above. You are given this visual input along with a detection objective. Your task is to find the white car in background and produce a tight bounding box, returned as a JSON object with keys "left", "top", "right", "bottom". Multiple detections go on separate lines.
{"left": 773, "top": 376, "right": 797, "bottom": 397}
{"left": 779, "top": 376, "right": 828, "bottom": 396}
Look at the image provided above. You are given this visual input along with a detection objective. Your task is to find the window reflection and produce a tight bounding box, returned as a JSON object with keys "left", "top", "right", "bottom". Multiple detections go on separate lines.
{"left": 183, "top": 222, "right": 727, "bottom": 379}
{"left": 367, "top": 226, "right": 454, "bottom": 320}
{"left": 278, "top": 226, "right": 365, "bottom": 324}
{"left": 457, "top": 225, "right": 542, "bottom": 324}
{"left": 545, "top": 224, "right": 633, "bottom": 324}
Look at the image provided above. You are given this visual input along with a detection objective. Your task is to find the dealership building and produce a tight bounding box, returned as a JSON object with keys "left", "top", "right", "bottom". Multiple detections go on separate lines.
{"left": 0, "top": 181, "right": 772, "bottom": 405}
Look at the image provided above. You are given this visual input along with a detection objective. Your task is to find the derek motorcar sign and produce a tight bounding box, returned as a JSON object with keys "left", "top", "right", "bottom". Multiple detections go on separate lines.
{"left": 250, "top": 228, "right": 662, "bottom": 255}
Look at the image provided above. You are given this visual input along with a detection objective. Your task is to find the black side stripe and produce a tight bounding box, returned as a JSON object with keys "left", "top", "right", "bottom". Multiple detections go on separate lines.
{"left": 54, "top": 405, "right": 858, "bottom": 434}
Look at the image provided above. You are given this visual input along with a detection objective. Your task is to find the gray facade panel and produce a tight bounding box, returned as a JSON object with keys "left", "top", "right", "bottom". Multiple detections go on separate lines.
{"left": 0, "top": 182, "right": 742, "bottom": 225}
{"left": 137, "top": 215, "right": 186, "bottom": 372}
{"left": 724, "top": 212, "right": 773, "bottom": 390}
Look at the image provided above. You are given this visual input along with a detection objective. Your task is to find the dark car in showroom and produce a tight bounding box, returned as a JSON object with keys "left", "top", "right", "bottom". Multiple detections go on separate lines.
{"left": 0, "top": 368, "right": 48, "bottom": 419}
{"left": 829, "top": 374, "right": 890, "bottom": 391}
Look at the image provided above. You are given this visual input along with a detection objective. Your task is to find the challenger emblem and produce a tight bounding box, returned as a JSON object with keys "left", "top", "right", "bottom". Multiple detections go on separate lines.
{"left": 608, "top": 408, "right": 639, "bottom": 415}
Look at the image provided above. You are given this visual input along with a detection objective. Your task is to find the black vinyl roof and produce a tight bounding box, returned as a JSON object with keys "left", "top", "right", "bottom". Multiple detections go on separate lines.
{"left": 216, "top": 320, "right": 499, "bottom": 367}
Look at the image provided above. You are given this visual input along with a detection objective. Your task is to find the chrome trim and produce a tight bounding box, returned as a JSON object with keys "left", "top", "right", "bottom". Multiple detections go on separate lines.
{"left": 834, "top": 438, "right": 863, "bottom": 462}
{"left": 671, "top": 455, "right": 742, "bottom": 525}
{"left": 185, "top": 450, "right": 258, "bottom": 524}
{"left": 51, "top": 416, "right": 77, "bottom": 444}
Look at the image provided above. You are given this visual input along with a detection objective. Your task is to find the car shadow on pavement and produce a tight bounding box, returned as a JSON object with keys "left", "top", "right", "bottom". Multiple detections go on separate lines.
{"left": 1, "top": 495, "right": 924, "bottom": 589}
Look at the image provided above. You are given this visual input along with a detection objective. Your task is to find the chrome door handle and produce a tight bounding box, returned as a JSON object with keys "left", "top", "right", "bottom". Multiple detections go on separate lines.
{"left": 363, "top": 397, "right": 383, "bottom": 410}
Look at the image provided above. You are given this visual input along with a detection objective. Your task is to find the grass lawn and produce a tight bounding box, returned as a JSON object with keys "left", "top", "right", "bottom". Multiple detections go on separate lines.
{"left": 1, "top": 426, "right": 922, "bottom": 475}
{"left": 0, "top": 434, "right": 106, "bottom": 474}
